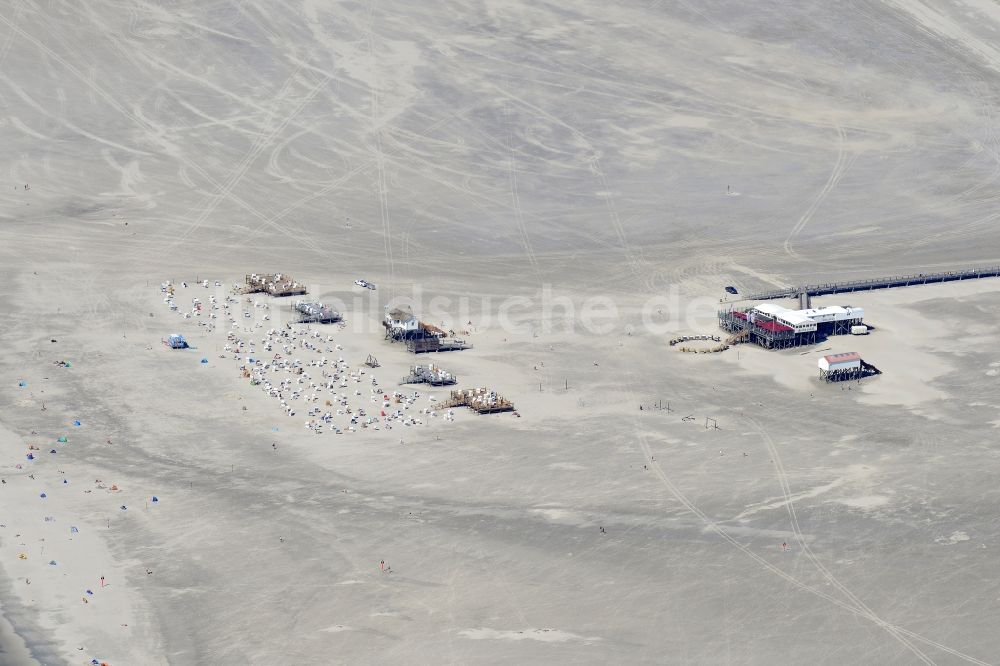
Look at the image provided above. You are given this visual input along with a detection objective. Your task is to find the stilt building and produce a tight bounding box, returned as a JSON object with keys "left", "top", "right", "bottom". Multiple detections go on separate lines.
{"left": 719, "top": 303, "right": 864, "bottom": 350}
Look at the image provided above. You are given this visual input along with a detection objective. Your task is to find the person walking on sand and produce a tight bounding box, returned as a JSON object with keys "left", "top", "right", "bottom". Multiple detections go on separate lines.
{"left": 380, "top": 560, "right": 385, "bottom": 573}
{"left": 781, "top": 542, "right": 788, "bottom": 552}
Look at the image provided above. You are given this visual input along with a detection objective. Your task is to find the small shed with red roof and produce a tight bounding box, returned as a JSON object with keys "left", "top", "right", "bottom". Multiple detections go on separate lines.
{"left": 818, "top": 352, "right": 861, "bottom": 372}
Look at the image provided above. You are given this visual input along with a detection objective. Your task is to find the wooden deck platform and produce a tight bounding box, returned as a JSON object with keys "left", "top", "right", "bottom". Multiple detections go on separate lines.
{"left": 442, "top": 388, "right": 514, "bottom": 414}
{"left": 405, "top": 338, "right": 471, "bottom": 354}
{"left": 240, "top": 273, "right": 307, "bottom": 297}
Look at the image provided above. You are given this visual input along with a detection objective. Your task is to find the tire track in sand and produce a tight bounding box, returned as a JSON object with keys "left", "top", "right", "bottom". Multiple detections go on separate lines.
{"left": 615, "top": 372, "right": 988, "bottom": 664}
{"left": 783, "top": 125, "right": 853, "bottom": 260}
{"left": 164, "top": 65, "right": 325, "bottom": 252}
{"left": 500, "top": 77, "right": 541, "bottom": 277}
{"left": 0, "top": 0, "right": 24, "bottom": 70}
{"left": 367, "top": 1, "right": 395, "bottom": 296}
{"left": 4, "top": 6, "right": 307, "bottom": 258}
{"left": 745, "top": 416, "right": 935, "bottom": 664}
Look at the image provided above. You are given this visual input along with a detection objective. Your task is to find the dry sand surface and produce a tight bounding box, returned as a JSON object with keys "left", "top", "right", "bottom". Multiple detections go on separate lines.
{"left": 3, "top": 1, "right": 1000, "bottom": 664}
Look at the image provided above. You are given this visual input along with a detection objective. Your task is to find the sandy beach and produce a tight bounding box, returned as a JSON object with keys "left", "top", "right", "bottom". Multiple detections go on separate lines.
{"left": 4, "top": 1, "right": 1000, "bottom": 664}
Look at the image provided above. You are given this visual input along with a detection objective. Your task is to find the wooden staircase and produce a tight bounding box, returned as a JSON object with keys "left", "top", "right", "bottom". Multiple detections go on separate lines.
{"left": 725, "top": 328, "right": 749, "bottom": 346}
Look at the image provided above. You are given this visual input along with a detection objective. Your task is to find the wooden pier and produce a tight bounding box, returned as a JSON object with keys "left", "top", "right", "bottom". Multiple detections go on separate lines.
{"left": 747, "top": 265, "right": 1000, "bottom": 303}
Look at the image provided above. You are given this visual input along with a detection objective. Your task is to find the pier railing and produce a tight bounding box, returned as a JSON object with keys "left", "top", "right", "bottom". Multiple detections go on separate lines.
{"left": 747, "top": 266, "right": 1000, "bottom": 301}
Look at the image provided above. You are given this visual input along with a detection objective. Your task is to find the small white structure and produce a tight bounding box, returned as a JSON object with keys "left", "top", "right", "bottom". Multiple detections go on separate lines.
{"left": 384, "top": 307, "right": 419, "bottom": 334}
{"left": 818, "top": 352, "right": 861, "bottom": 372}
{"left": 850, "top": 325, "right": 868, "bottom": 335}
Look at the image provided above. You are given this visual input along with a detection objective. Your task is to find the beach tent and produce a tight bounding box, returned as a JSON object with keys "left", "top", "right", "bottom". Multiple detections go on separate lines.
{"left": 165, "top": 333, "right": 188, "bottom": 349}
{"left": 73, "top": 420, "right": 81, "bottom": 426}
{"left": 58, "top": 436, "right": 68, "bottom": 443}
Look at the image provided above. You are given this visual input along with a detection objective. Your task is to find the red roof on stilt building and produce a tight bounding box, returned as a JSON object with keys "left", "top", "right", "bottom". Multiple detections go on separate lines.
{"left": 756, "top": 320, "right": 793, "bottom": 333}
